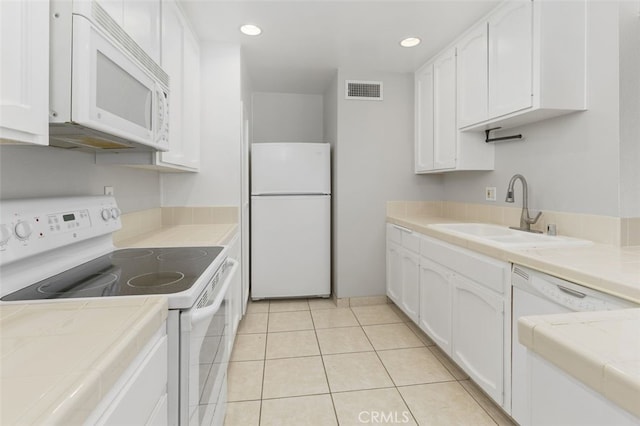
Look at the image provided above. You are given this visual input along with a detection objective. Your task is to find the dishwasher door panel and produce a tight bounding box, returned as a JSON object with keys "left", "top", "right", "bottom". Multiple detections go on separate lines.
{"left": 511, "top": 286, "right": 570, "bottom": 426}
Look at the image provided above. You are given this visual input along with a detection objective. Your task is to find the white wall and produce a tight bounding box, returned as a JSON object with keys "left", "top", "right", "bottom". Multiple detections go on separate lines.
{"left": 324, "top": 72, "right": 338, "bottom": 296}
{"left": 442, "top": 2, "right": 627, "bottom": 218}
{"left": 332, "top": 69, "right": 443, "bottom": 299}
{"left": 252, "top": 93, "right": 324, "bottom": 143}
{"left": 619, "top": 1, "right": 640, "bottom": 218}
{"left": 161, "top": 42, "right": 243, "bottom": 206}
{"left": 0, "top": 146, "right": 160, "bottom": 212}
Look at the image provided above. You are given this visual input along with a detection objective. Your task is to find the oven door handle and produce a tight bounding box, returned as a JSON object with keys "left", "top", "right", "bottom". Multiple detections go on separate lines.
{"left": 191, "top": 259, "right": 239, "bottom": 327}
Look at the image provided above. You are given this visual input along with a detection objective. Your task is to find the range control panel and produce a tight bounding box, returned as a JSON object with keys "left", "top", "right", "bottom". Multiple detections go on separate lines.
{"left": 0, "top": 196, "right": 121, "bottom": 266}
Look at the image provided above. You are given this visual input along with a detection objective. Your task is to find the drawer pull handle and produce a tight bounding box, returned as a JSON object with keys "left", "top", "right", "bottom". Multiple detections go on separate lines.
{"left": 557, "top": 285, "right": 586, "bottom": 298}
{"left": 393, "top": 225, "right": 412, "bottom": 233}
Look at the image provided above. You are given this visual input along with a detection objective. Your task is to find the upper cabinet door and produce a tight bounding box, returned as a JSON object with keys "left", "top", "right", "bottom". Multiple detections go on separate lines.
{"left": 181, "top": 26, "right": 201, "bottom": 170}
{"left": 160, "top": 0, "right": 185, "bottom": 166}
{"left": 432, "top": 47, "right": 457, "bottom": 170}
{"left": 123, "top": 1, "right": 161, "bottom": 63}
{"left": 457, "top": 23, "right": 488, "bottom": 128}
{"left": 0, "top": 0, "right": 49, "bottom": 145}
{"left": 414, "top": 64, "right": 435, "bottom": 172}
{"left": 488, "top": 0, "right": 533, "bottom": 118}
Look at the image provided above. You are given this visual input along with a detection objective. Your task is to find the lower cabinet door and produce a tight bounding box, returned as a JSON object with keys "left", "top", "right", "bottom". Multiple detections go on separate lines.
{"left": 418, "top": 257, "right": 453, "bottom": 355}
{"left": 386, "top": 241, "right": 402, "bottom": 304}
{"left": 452, "top": 274, "right": 504, "bottom": 406}
{"left": 400, "top": 249, "right": 420, "bottom": 323}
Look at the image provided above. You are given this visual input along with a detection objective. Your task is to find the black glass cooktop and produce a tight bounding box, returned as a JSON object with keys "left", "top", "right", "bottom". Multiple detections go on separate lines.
{"left": 1, "top": 247, "right": 224, "bottom": 301}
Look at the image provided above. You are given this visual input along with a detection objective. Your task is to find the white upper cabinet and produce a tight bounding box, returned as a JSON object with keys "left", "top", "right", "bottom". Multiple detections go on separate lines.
{"left": 415, "top": 47, "right": 494, "bottom": 174}
{"left": 157, "top": 0, "right": 200, "bottom": 171}
{"left": 432, "top": 48, "right": 457, "bottom": 170}
{"left": 487, "top": 1, "right": 533, "bottom": 118}
{"left": 414, "top": 64, "right": 435, "bottom": 172}
{"left": 457, "top": 23, "right": 489, "bottom": 128}
{"left": 415, "top": 47, "right": 457, "bottom": 173}
{"left": 95, "top": 0, "right": 161, "bottom": 64}
{"left": 459, "top": 0, "right": 587, "bottom": 131}
{"left": 0, "top": 0, "right": 49, "bottom": 146}
{"left": 123, "top": 1, "right": 161, "bottom": 64}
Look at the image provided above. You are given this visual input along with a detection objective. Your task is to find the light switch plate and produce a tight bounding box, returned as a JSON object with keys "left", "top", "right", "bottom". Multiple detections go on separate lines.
{"left": 104, "top": 186, "right": 114, "bottom": 196}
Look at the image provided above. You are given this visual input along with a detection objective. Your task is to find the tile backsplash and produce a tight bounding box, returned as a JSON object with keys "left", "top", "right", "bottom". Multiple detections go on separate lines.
{"left": 387, "top": 201, "right": 639, "bottom": 247}
{"left": 114, "top": 206, "right": 238, "bottom": 244}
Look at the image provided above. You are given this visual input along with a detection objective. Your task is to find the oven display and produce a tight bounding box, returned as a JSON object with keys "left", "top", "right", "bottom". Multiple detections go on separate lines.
{"left": 62, "top": 213, "right": 75, "bottom": 222}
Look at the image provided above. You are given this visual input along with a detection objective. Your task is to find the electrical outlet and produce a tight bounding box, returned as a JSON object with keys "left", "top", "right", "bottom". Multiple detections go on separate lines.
{"left": 104, "top": 186, "right": 114, "bottom": 196}
{"left": 485, "top": 187, "right": 496, "bottom": 201}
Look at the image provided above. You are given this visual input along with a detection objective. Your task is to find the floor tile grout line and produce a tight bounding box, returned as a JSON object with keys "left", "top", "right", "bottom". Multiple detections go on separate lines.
{"left": 458, "top": 379, "right": 511, "bottom": 426}
{"left": 258, "top": 308, "right": 270, "bottom": 425}
{"left": 309, "top": 304, "right": 340, "bottom": 425}
{"left": 354, "top": 307, "right": 422, "bottom": 426}
{"left": 458, "top": 381, "right": 500, "bottom": 426}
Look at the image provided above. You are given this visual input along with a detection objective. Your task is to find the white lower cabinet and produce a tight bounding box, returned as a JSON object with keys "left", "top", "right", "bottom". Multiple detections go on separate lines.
{"left": 86, "top": 324, "right": 168, "bottom": 425}
{"left": 400, "top": 249, "right": 420, "bottom": 323}
{"left": 386, "top": 240, "right": 402, "bottom": 305}
{"left": 386, "top": 224, "right": 420, "bottom": 322}
{"left": 418, "top": 257, "right": 452, "bottom": 355}
{"left": 452, "top": 274, "right": 504, "bottom": 405}
{"left": 387, "top": 226, "right": 510, "bottom": 411}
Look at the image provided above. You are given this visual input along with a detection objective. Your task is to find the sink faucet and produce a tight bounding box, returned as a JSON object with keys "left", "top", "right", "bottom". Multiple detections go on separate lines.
{"left": 505, "top": 174, "right": 542, "bottom": 233}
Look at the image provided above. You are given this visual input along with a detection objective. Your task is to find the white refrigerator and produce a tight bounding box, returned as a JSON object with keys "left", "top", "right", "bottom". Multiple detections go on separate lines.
{"left": 251, "top": 143, "right": 331, "bottom": 299}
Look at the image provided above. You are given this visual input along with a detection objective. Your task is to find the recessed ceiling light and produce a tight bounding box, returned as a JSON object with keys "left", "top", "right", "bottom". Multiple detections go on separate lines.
{"left": 400, "top": 37, "right": 421, "bottom": 48}
{"left": 240, "top": 24, "right": 262, "bottom": 36}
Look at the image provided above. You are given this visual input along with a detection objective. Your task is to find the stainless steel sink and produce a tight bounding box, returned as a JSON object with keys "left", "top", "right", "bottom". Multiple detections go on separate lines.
{"left": 428, "top": 223, "right": 592, "bottom": 249}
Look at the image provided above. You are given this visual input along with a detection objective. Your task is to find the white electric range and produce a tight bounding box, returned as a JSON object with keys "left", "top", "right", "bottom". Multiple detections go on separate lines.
{"left": 0, "top": 196, "right": 237, "bottom": 426}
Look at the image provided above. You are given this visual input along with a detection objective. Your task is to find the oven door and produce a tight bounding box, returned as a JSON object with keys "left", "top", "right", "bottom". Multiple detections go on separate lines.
{"left": 179, "top": 259, "right": 238, "bottom": 426}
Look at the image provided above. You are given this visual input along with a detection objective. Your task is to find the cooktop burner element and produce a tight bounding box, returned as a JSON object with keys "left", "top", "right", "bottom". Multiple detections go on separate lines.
{"left": 37, "top": 272, "right": 120, "bottom": 295}
{"left": 157, "top": 248, "right": 209, "bottom": 261}
{"left": 1, "top": 246, "right": 225, "bottom": 301}
{"left": 111, "top": 249, "right": 154, "bottom": 260}
{"left": 128, "top": 271, "right": 185, "bottom": 288}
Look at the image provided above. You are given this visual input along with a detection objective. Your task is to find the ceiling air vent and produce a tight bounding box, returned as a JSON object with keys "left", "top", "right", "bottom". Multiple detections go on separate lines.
{"left": 345, "top": 80, "right": 383, "bottom": 101}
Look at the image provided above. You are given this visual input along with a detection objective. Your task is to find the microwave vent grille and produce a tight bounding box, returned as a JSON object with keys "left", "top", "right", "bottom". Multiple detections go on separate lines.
{"left": 91, "top": 1, "right": 169, "bottom": 87}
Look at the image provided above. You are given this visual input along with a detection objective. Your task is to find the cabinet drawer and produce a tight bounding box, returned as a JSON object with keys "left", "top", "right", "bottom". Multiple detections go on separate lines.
{"left": 402, "top": 231, "right": 420, "bottom": 253}
{"left": 420, "top": 235, "right": 507, "bottom": 293}
{"left": 387, "top": 224, "right": 403, "bottom": 245}
{"left": 387, "top": 224, "right": 420, "bottom": 253}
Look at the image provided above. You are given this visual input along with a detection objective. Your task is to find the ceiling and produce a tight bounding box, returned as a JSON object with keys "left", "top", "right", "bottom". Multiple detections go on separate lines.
{"left": 180, "top": 0, "right": 500, "bottom": 94}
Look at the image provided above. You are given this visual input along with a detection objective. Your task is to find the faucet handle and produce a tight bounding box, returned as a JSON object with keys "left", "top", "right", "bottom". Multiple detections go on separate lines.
{"left": 526, "top": 211, "right": 542, "bottom": 225}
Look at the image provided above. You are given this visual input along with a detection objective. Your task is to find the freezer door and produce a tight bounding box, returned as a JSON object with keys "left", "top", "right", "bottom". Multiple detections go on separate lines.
{"left": 251, "top": 143, "right": 330, "bottom": 195}
{"left": 251, "top": 195, "right": 330, "bottom": 298}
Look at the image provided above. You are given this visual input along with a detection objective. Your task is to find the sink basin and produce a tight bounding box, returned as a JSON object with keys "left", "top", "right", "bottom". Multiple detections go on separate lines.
{"left": 428, "top": 223, "right": 592, "bottom": 249}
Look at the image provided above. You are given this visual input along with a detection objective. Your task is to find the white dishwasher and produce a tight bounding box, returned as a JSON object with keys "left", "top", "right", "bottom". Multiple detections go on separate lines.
{"left": 510, "top": 265, "right": 638, "bottom": 426}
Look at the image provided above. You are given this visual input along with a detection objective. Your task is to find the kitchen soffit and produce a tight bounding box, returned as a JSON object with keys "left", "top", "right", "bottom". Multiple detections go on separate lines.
{"left": 179, "top": 0, "right": 500, "bottom": 94}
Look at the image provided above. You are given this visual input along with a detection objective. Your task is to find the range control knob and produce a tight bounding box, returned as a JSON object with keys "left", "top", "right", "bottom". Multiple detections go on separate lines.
{"left": 110, "top": 208, "right": 121, "bottom": 219}
{"left": 14, "top": 220, "right": 33, "bottom": 240}
{"left": 101, "top": 209, "right": 112, "bottom": 221}
{"left": 0, "top": 224, "right": 11, "bottom": 245}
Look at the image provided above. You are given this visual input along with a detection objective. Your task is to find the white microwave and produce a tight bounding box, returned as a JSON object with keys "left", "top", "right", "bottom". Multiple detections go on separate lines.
{"left": 49, "top": 0, "right": 169, "bottom": 152}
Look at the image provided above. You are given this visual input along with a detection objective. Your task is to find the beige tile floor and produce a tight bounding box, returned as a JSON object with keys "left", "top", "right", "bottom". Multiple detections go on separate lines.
{"left": 225, "top": 299, "right": 516, "bottom": 426}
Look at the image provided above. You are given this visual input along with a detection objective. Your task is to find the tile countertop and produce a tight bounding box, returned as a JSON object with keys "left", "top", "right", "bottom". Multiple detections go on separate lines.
{"left": 115, "top": 223, "right": 238, "bottom": 248}
{"left": 388, "top": 213, "right": 640, "bottom": 418}
{"left": 0, "top": 297, "right": 168, "bottom": 425}
{"left": 518, "top": 309, "right": 640, "bottom": 419}
{"left": 387, "top": 214, "right": 640, "bottom": 304}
